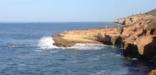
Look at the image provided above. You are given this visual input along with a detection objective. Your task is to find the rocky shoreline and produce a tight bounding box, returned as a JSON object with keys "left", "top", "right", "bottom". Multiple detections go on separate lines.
{"left": 53, "top": 12, "right": 156, "bottom": 75}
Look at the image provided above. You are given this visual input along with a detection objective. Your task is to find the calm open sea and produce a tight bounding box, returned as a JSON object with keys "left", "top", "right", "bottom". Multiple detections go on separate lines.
{"left": 0, "top": 22, "right": 152, "bottom": 75}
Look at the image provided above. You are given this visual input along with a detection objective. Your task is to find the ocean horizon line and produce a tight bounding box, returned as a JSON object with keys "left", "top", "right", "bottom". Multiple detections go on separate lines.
{"left": 0, "top": 21, "right": 113, "bottom": 24}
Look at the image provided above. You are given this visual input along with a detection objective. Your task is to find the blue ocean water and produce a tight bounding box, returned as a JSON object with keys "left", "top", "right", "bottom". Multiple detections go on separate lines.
{"left": 0, "top": 22, "right": 152, "bottom": 75}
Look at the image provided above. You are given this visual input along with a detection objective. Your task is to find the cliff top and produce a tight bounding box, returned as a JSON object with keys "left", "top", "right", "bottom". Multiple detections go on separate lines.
{"left": 145, "top": 8, "right": 156, "bottom": 16}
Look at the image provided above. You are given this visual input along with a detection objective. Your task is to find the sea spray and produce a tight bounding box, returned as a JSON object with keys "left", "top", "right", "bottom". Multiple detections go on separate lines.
{"left": 38, "top": 36, "right": 58, "bottom": 49}
{"left": 67, "top": 43, "right": 105, "bottom": 50}
{"left": 38, "top": 36, "right": 105, "bottom": 50}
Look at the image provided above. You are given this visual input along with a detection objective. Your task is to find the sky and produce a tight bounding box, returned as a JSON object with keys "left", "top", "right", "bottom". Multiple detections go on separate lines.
{"left": 0, "top": 0, "right": 156, "bottom": 22}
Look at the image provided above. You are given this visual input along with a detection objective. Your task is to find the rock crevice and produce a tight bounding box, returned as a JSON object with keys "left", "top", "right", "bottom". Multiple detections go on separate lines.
{"left": 53, "top": 14, "right": 156, "bottom": 60}
{"left": 52, "top": 13, "right": 156, "bottom": 75}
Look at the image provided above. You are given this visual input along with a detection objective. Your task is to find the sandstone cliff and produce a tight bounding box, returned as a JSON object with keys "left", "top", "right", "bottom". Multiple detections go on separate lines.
{"left": 114, "top": 8, "right": 156, "bottom": 25}
{"left": 53, "top": 14, "right": 156, "bottom": 59}
{"left": 113, "top": 14, "right": 152, "bottom": 25}
{"left": 52, "top": 10, "right": 156, "bottom": 75}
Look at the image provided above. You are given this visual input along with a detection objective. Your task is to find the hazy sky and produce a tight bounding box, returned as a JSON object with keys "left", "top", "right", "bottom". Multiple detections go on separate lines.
{"left": 0, "top": 0, "right": 156, "bottom": 22}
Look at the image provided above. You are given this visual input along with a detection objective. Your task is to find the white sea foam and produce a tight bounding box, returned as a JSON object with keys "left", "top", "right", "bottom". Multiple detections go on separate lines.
{"left": 38, "top": 36, "right": 105, "bottom": 50}
{"left": 38, "top": 36, "right": 58, "bottom": 49}
{"left": 66, "top": 43, "right": 105, "bottom": 50}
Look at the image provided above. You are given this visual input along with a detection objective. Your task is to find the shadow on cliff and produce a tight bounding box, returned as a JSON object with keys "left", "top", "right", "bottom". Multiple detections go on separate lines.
{"left": 143, "top": 37, "right": 156, "bottom": 61}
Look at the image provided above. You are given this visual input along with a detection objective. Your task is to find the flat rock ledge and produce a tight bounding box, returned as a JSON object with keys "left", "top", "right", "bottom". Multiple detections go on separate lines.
{"left": 53, "top": 14, "right": 156, "bottom": 75}
{"left": 53, "top": 14, "right": 156, "bottom": 58}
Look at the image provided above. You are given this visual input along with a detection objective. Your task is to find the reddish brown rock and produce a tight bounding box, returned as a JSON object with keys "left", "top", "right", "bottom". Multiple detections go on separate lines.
{"left": 96, "top": 34, "right": 112, "bottom": 45}
{"left": 123, "top": 42, "right": 140, "bottom": 58}
{"left": 53, "top": 14, "right": 156, "bottom": 61}
{"left": 148, "top": 70, "right": 156, "bottom": 75}
{"left": 113, "top": 14, "right": 152, "bottom": 25}
{"left": 143, "top": 36, "right": 156, "bottom": 59}
{"left": 135, "top": 36, "right": 153, "bottom": 55}
{"left": 52, "top": 9, "right": 156, "bottom": 75}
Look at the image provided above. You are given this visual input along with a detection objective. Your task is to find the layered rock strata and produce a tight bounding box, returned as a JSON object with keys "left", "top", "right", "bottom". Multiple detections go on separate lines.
{"left": 53, "top": 14, "right": 156, "bottom": 59}
{"left": 53, "top": 14, "right": 156, "bottom": 75}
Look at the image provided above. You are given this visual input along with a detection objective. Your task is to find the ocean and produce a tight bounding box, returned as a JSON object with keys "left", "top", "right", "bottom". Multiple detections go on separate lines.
{"left": 0, "top": 22, "right": 152, "bottom": 75}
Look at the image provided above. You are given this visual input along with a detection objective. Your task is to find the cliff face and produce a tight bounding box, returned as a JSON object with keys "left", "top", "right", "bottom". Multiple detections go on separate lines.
{"left": 113, "top": 8, "right": 156, "bottom": 25}
{"left": 53, "top": 11, "right": 156, "bottom": 75}
{"left": 113, "top": 15, "right": 152, "bottom": 25}
{"left": 114, "top": 14, "right": 156, "bottom": 75}
{"left": 53, "top": 27, "right": 121, "bottom": 47}
{"left": 53, "top": 14, "right": 156, "bottom": 60}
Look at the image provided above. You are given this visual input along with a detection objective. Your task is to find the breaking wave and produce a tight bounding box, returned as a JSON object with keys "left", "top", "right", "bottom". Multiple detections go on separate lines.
{"left": 37, "top": 36, "right": 58, "bottom": 49}
{"left": 66, "top": 43, "right": 105, "bottom": 50}
{"left": 38, "top": 36, "right": 105, "bottom": 50}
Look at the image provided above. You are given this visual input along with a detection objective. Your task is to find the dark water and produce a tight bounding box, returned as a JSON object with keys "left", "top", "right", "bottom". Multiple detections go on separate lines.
{"left": 0, "top": 22, "right": 152, "bottom": 75}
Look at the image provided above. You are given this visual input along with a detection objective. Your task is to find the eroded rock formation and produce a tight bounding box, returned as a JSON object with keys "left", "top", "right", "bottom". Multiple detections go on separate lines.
{"left": 53, "top": 14, "right": 156, "bottom": 59}
{"left": 113, "top": 14, "right": 152, "bottom": 25}
{"left": 53, "top": 10, "right": 156, "bottom": 75}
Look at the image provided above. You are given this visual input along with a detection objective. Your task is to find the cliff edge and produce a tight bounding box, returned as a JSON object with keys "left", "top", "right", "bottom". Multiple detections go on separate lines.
{"left": 52, "top": 9, "right": 156, "bottom": 75}
{"left": 53, "top": 14, "right": 156, "bottom": 59}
